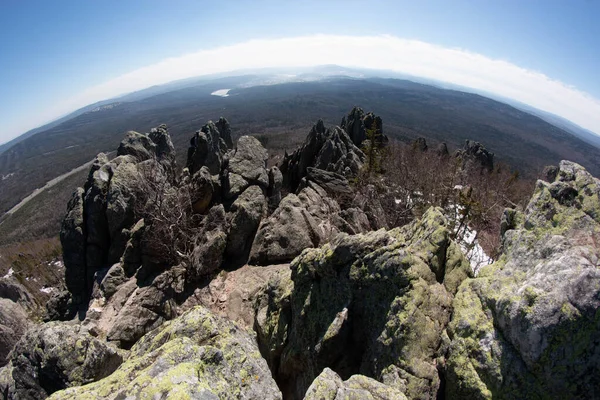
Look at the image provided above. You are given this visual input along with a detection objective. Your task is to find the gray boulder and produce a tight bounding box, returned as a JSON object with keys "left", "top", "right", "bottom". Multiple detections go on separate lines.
{"left": 304, "top": 368, "right": 407, "bottom": 400}
{"left": 225, "top": 185, "right": 267, "bottom": 265}
{"left": 186, "top": 120, "right": 230, "bottom": 175}
{"left": 455, "top": 139, "right": 494, "bottom": 171}
{"left": 0, "top": 299, "right": 29, "bottom": 367}
{"left": 228, "top": 136, "right": 269, "bottom": 188}
{"left": 190, "top": 204, "right": 228, "bottom": 279}
{"left": 1, "top": 322, "right": 122, "bottom": 399}
{"left": 50, "top": 306, "right": 282, "bottom": 400}
{"left": 340, "top": 106, "right": 385, "bottom": 148}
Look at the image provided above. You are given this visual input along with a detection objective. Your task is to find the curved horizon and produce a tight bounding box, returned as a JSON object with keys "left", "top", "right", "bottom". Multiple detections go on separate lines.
{"left": 6, "top": 34, "right": 600, "bottom": 143}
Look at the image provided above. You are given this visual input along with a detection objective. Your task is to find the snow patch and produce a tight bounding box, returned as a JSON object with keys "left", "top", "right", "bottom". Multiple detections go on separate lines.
{"left": 3, "top": 268, "right": 14, "bottom": 278}
{"left": 211, "top": 89, "right": 231, "bottom": 97}
{"left": 40, "top": 286, "right": 55, "bottom": 294}
{"left": 1, "top": 173, "right": 14, "bottom": 181}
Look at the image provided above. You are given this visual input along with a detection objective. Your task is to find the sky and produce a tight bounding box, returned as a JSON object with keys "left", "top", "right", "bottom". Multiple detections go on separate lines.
{"left": 0, "top": 0, "right": 599, "bottom": 144}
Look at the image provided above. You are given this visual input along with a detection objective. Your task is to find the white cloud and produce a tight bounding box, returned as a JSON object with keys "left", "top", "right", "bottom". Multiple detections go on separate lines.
{"left": 13, "top": 35, "right": 600, "bottom": 139}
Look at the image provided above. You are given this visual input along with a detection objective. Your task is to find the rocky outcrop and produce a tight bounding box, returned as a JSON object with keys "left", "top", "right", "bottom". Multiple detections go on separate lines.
{"left": 304, "top": 368, "right": 407, "bottom": 400}
{"left": 455, "top": 139, "right": 494, "bottom": 171}
{"left": 447, "top": 160, "right": 600, "bottom": 398}
{"left": 49, "top": 306, "right": 281, "bottom": 400}
{"left": 60, "top": 126, "right": 177, "bottom": 311}
{"left": 256, "top": 208, "right": 472, "bottom": 399}
{"left": 0, "top": 322, "right": 123, "bottom": 399}
{"left": 281, "top": 120, "right": 365, "bottom": 192}
{"left": 412, "top": 137, "right": 428, "bottom": 152}
{"left": 186, "top": 120, "right": 231, "bottom": 175}
{"left": 340, "top": 106, "right": 384, "bottom": 148}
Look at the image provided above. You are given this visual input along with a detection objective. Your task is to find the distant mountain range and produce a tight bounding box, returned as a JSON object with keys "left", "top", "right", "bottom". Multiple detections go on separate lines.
{"left": 1, "top": 66, "right": 599, "bottom": 215}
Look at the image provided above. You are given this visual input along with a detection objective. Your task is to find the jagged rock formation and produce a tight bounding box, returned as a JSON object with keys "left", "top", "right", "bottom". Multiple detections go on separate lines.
{"left": 340, "top": 106, "right": 384, "bottom": 148}
{"left": 447, "top": 160, "right": 600, "bottom": 398}
{"left": 255, "top": 208, "right": 472, "bottom": 399}
{"left": 49, "top": 306, "right": 281, "bottom": 399}
{"left": 412, "top": 137, "right": 428, "bottom": 152}
{"left": 436, "top": 142, "right": 449, "bottom": 157}
{"left": 280, "top": 119, "right": 365, "bottom": 192}
{"left": 9, "top": 107, "right": 600, "bottom": 400}
{"left": 59, "top": 125, "right": 176, "bottom": 313}
{"left": 0, "top": 322, "right": 123, "bottom": 399}
{"left": 455, "top": 139, "right": 494, "bottom": 171}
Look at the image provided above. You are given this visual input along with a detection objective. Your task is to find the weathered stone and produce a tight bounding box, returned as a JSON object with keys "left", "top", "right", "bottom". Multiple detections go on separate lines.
{"left": 186, "top": 121, "right": 229, "bottom": 175}
{"left": 228, "top": 135, "right": 269, "bottom": 188}
{"left": 304, "top": 368, "right": 408, "bottom": 400}
{"left": 100, "top": 263, "right": 127, "bottom": 300}
{"left": 50, "top": 306, "right": 282, "bottom": 400}
{"left": 60, "top": 188, "right": 86, "bottom": 306}
{"left": 189, "top": 166, "right": 214, "bottom": 213}
{"left": 116, "top": 131, "right": 156, "bottom": 162}
{"left": 225, "top": 185, "right": 267, "bottom": 265}
{"left": 259, "top": 208, "right": 471, "bottom": 399}
{"left": 2, "top": 322, "right": 122, "bottom": 399}
{"left": 0, "top": 299, "right": 29, "bottom": 367}
{"left": 455, "top": 139, "right": 494, "bottom": 171}
{"left": 447, "top": 160, "right": 600, "bottom": 399}
{"left": 190, "top": 204, "right": 228, "bottom": 279}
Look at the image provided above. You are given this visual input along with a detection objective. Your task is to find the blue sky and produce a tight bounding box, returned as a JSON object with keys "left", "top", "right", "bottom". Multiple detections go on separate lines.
{"left": 1, "top": 0, "right": 599, "bottom": 143}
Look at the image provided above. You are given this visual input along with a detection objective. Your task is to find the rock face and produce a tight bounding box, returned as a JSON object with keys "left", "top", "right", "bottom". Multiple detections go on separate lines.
{"left": 281, "top": 119, "right": 365, "bottom": 192}
{"left": 455, "top": 139, "right": 494, "bottom": 171}
{"left": 0, "top": 322, "right": 123, "bottom": 399}
{"left": 256, "top": 208, "right": 472, "bottom": 399}
{"left": 60, "top": 126, "right": 177, "bottom": 311}
{"left": 49, "top": 306, "right": 281, "bottom": 400}
{"left": 186, "top": 120, "right": 231, "bottom": 175}
{"left": 447, "top": 160, "right": 600, "bottom": 398}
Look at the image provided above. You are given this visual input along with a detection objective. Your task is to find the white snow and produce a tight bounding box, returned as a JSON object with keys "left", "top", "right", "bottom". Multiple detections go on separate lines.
{"left": 3, "top": 268, "right": 14, "bottom": 278}
{"left": 40, "top": 287, "right": 55, "bottom": 294}
{"left": 211, "top": 89, "right": 231, "bottom": 97}
{"left": 455, "top": 224, "right": 493, "bottom": 275}
{"left": 1, "top": 173, "right": 14, "bottom": 181}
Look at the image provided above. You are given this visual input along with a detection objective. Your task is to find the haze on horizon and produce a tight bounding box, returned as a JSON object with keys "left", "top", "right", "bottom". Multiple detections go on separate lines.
{"left": 1, "top": 0, "right": 599, "bottom": 144}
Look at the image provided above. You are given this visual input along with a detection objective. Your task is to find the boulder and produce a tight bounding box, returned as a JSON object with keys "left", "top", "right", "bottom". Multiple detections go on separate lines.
{"left": 268, "top": 166, "right": 283, "bottom": 209}
{"left": 44, "top": 291, "right": 76, "bottom": 322}
{"left": 189, "top": 166, "right": 214, "bottom": 213}
{"left": 249, "top": 184, "right": 339, "bottom": 265}
{"left": 227, "top": 136, "right": 269, "bottom": 188}
{"left": 304, "top": 368, "right": 407, "bottom": 400}
{"left": 50, "top": 306, "right": 282, "bottom": 400}
{"left": 0, "top": 299, "right": 29, "bottom": 367}
{"left": 225, "top": 185, "right": 267, "bottom": 265}
{"left": 436, "top": 142, "right": 449, "bottom": 157}
{"left": 412, "top": 137, "right": 428, "bottom": 152}
{"left": 116, "top": 131, "right": 156, "bottom": 162}
{"left": 259, "top": 208, "right": 472, "bottom": 399}
{"left": 189, "top": 204, "right": 228, "bottom": 279}
{"left": 447, "top": 160, "right": 600, "bottom": 398}
{"left": 60, "top": 188, "right": 86, "bottom": 305}
{"left": 1, "top": 322, "right": 122, "bottom": 399}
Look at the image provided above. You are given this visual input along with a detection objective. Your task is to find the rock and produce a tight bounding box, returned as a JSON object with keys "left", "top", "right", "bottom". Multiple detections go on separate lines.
{"left": 186, "top": 121, "right": 230, "bottom": 175}
{"left": 116, "top": 131, "right": 156, "bottom": 162}
{"left": 190, "top": 204, "right": 228, "bottom": 279}
{"left": 50, "top": 306, "right": 282, "bottom": 400}
{"left": 260, "top": 208, "right": 471, "bottom": 399}
{"left": 2, "top": 322, "right": 122, "bottom": 399}
{"left": 249, "top": 184, "right": 340, "bottom": 266}
{"left": 216, "top": 116, "right": 234, "bottom": 149}
{"left": 412, "top": 137, "right": 428, "bottom": 152}
{"left": 100, "top": 263, "right": 127, "bottom": 300}
{"left": 340, "top": 107, "right": 385, "bottom": 148}
{"left": 181, "top": 263, "right": 291, "bottom": 329}
{"left": 304, "top": 368, "right": 408, "bottom": 400}
{"left": 352, "top": 185, "right": 388, "bottom": 230}
{"left": 436, "top": 142, "right": 449, "bottom": 157}
{"left": 228, "top": 135, "right": 270, "bottom": 188}
{"left": 189, "top": 166, "right": 214, "bottom": 213}
{"left": 0, "top": 299, "right": 29, "bottom": 367}
{"left": 60, "top": 188, "right": 86, "bottom": 306}
{"left": 106, "top": 270, "right": 177, "bottom": 348}
{"left": 447, "top": 160, "right": 600, "bottom": 399}
{"left": 148, "top": 124, "right": 175, "bottom": 162}
{"left": 268, "top": 166, "right": 283, "bottom": 209}
{"left": 0, "top": 276, "right": 36, "bottom": 312}
{"left": 44, "top": 291, "right": 76, "bottom": 322}
{"left": 225, "top": 185, "right": 267, "bottom": 265}
{"left": 281, "top": 119, "right": 366, "bottom": 192}
{"left": 455, "top": 139, "right": 494, "bottom": 171}
{"left": 302, "top": 167, "right": 354, "bottom": 207}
